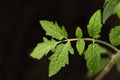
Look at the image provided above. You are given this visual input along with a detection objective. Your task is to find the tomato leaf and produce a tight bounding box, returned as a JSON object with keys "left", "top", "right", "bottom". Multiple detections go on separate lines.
{"left": 87, "top": 10, "right": 102, "bottom": 39}
{"left": 30, "top": 38, "right": 57, "bottom": 59}
{"left": 76, "top": 39, "right": 85, "bottom": 55}
{"left": 85, "top": 44, "right": 101, "bottom": 73}
{"left": 49, "top": 41, "right": 74, "bottom": 77}
{"left": 75, "top": 27, "right": 83, "bottom": 38}
{"left": 109, "top": 26, "right": 120, "bottom": 46}
{"left": 114, "top": 2, "right": 120, "bottom": 18}
{"left": 103, "top": 0, "right": 120, "bottom": 23}
{"left": 40, "top": 20, "right": 68, "bottom": 40}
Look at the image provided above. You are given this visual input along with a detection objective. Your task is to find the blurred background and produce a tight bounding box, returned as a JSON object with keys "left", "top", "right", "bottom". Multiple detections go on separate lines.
{"left": 0, "top": 0, "right": 120, "bottom": 80}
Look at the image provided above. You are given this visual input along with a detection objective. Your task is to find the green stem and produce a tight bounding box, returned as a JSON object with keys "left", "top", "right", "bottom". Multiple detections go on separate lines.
{"left": 58, "top": 38, "right": 119, "bottom": 52}
{"left": 94, "top": 39, "right": 119, "bottom": 52}
{"left": 95, "top": 51, "right": 120, "bottom": 80}
{"left": 58, "top": 37, "right": 120, "bottom": 80}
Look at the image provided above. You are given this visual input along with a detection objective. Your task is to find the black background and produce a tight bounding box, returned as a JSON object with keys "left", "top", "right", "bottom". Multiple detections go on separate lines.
{"left": 0, "top": 0, "right": 120, "bottom": 80}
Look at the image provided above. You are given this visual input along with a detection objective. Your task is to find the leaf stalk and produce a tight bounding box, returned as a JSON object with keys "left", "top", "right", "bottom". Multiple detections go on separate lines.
{"left": 57, "top": 37, "right": 120, "bottom": 80}
{"left": 95, "top": 51, "right": 120, "bottom": 80}
{"left": 58, "top": 38, "right": 119, "bottom": 52}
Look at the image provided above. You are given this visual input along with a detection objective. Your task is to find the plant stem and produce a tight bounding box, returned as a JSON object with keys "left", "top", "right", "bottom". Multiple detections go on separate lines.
{"left": 95, "top": 51, "right": 120, "bottom": 80}
{"left": 95, "top": 39, "right": 119, "bottom": 52}
{"left": 58, "top": 38, "right": 120, "bottom": 80}
{"left": 58, "top": 38, "right": 119, "bottom": 52}
{"left": 83, "top": 38, "right": 119, "bottom": 52}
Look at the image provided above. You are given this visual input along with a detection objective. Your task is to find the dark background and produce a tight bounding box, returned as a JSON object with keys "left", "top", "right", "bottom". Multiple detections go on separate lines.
{"left": 0, "top": 0, "right": 120, "bottom": 80}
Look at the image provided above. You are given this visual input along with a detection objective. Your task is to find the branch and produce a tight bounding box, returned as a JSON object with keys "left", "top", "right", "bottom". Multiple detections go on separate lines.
{"left": 58, "top": 38, "right": 119, "bottom": 52}
{"left": 95, "top": 51, "right": 120, "bottom": 80}
{"left": 58, "top": 38, "right": 120, "bottom": 80}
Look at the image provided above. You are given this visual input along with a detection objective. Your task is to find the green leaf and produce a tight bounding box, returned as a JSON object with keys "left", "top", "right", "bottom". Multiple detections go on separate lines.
{"left": 85, "top": 44, "right": 101, "bottom": 73}
{"left": 67, "top": 41, "right": 74, "bottom": 55}
{"left": 40, "top": 20, "right": 68, "bottom": 40}
{"left": 49, "top": 44, "right": 68, "bottom": 77}
{"left": 103, "top": 0, "right": 120, "bottom": 23}
{"left": 75, "top": 27, "right": 83, "bottom": 38}
{"left": 49, "top": 41, "right": 74, "bottom": 77}
{"left": 76, "top": 39, "right": 85, "bottom": 55}
{"left": 114, "top": 2, "right": 120, "bottom": 18}
{"left": 109, "top": 26, "right": 120, "bottom": 46}
{"left": 87, "top": 10, "right": 102, "bottom": 39}
{"left": 30, "top": 38, "right": 57, "bottom": 59}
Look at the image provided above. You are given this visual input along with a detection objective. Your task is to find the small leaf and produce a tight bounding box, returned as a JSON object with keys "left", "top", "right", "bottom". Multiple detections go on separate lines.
{"left": 114, "top": 2, "right": 120, "bottom": 18}
{"left": 76, "top": 39, "right": 85, "bottom": 55}
{"left": 40, "top": 20, "right": 68, "bottom": 40}
{"left": 75, "top": 27, "right": 83, "bottom": 38}
{"left": 109, "top": 26, "right": 120, "bottom": 46}
{"left": 49, "top": 41, "right": 73, "bottom": 77}
{"left": 85, "top": 44, "right": 101, "bottom": 73}
{"left": 30, "top": 38, "right": 57, "bottom": 59}
{"left": 67, "top": 41, "right": 74, "bottom": 55}
{"left": 87, "top": 10, "right": 102, "bottom": 39}
{"left": 103, "top": 0, "right": 120, "bottom": 23}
